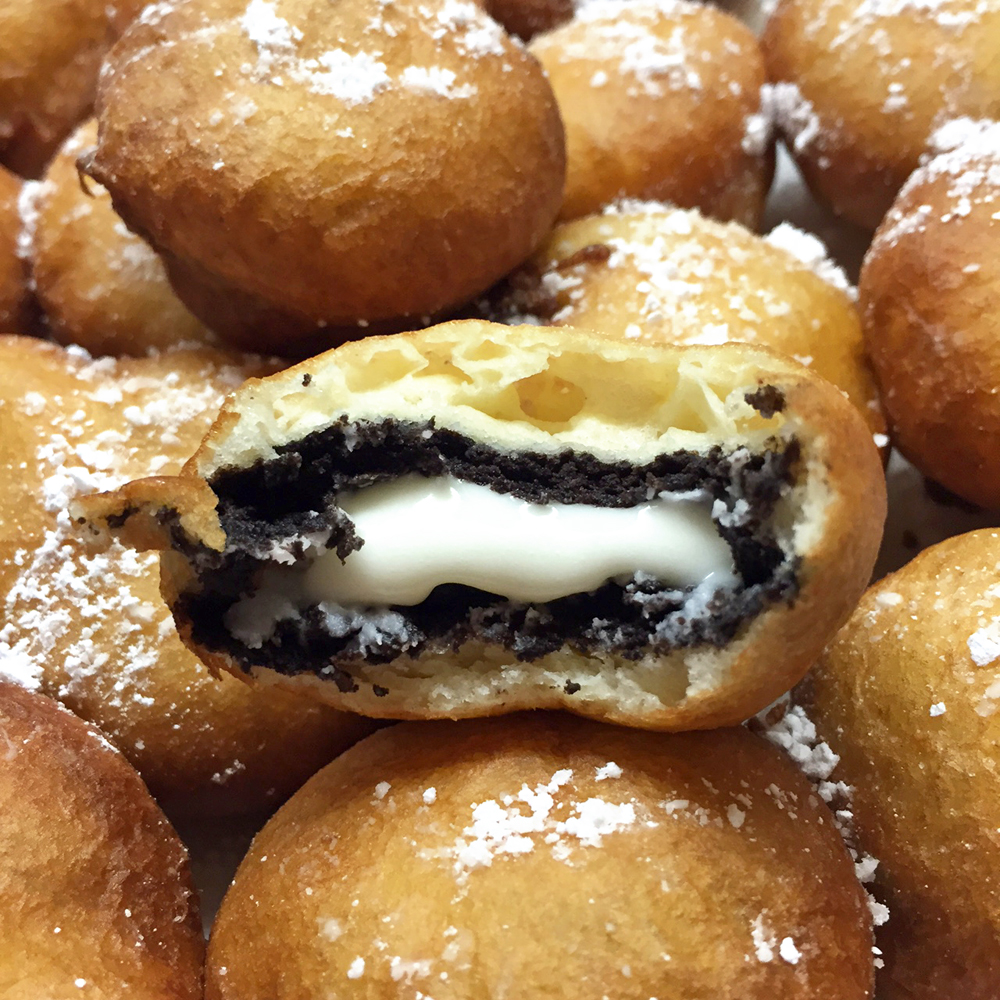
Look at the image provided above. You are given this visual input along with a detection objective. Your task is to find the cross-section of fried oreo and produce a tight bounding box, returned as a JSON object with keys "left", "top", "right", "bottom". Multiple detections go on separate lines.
{"left": 77, "top": 320, "right": 885, "bottom": 730}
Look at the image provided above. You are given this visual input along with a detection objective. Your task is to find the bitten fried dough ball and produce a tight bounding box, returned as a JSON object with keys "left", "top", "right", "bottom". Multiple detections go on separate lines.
{"left": 28, "top": 121, "right": 214, "bottom": 356}
{"left": 529, "top": 0, "right": 773, "bottom": 225}
{"left": 80, "top": 320, "right": 886, "bottom": 731}
{"left": 806, "top": 528, "right": 1000, "bottom": 998}
{"left": 86, "top": 0, "right": 565, "bottom": 352}
{"left": 0, "top": 337, "right": 375, "bottom": 815}
{"left": 762, "top": 0, "right": 1000, "bottom": 230}
{"left": 860, "top": 121, "right": 1000, "bottom": 508}
{"left": 0, "top": 680, "right": 203, "bottom": 999}
{"left": 0, "top": 0, "right": 147, "bottom": 178}
{"left": 0, "top": 165, "right": 31, "bottom": 333}
{"left": 207, "top": 715, "right": 874, "bottom": 1000}
{"left": 487, "top": 203, "right": 886, "bottom": 442}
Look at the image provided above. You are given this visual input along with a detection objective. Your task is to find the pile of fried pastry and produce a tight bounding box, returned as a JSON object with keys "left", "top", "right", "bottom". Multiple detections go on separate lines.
{"left": 0, "top": 0, "right": 998, "bottom": 997}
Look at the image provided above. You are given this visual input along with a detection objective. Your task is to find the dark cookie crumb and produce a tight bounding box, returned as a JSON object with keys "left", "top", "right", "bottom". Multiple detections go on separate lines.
{"left": 564, "top": 680, "right": 581, "bottom": 694}
{"left": 744, "top": 385, "right": 785, "bottom": 418}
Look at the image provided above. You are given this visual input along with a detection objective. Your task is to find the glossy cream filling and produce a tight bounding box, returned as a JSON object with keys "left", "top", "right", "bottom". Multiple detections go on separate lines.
{"left": 301, "top": 475, "right": 737, "bottom": 607}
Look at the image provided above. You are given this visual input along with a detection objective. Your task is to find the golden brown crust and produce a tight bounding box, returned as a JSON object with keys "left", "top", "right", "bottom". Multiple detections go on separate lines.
{"left": 761, "top": 0, "right": 1000, "bottom": 230}
{"left": 29, "top": 120, "right": 214, "bottom": 355}
{"left": 530, "top": 0, "right": 772, "bottom": 226}
{"left": 0, "top": 0, "right": 147, "bottom": 177}
{"left": 80, "top": 320, "right": 886, "bottom": 731}
{"left": 0, "top": 335, "right": 376, "bottom": 815}
{"left": 486, "top": 205, "right": 887, "bottom": 443}
{"left": 0, "top": 166, "right": 31, "bottom": 333}
{"left": 86, "top": 0, "right": 565, "bottom": 351}
{"left": 0, "top": 680, "right": 203, "bottom": 998}
{"left": 206, "top": 715, "right": 874, "bottom": 1000}
{"left": 807, "top": 528, "right": 1000, "bottom": 999}
{"left": 860, "top": 129, "right": 1000, "bottom": 508}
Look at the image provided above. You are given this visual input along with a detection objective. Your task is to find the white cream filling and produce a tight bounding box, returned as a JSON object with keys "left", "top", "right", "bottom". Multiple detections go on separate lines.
{"left": 301, "top": 475, "right": 737, "bottom": 607}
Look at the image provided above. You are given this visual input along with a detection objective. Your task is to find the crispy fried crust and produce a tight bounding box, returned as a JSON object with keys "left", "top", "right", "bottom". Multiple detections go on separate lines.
{"left": 0, "top": 0, "right": 147, "bottom": 177}
{"left": 762, "top": 0, "right": 1000, "bottom": 230}
{"left": 0, "top": 166, "right": 31, "bottom": 333}
{"left": 807, "top": 528, "right": 1000, "bottom": 999}
{"left": 85, "top": 0, "right": 565, "bottom": 350}
{"left": 0, "top": 680, "right": 203, "bottom": 998}
{"left": 529, "top": 1, "right": 773, "bottom": 225}
{"left": 29, "top": 120, "right": 213, "bottom": 355}
{"left": 80, "top": 320, "right": 886, "bottom": 730}
{"left": 206, "top": 715, "right": 874, "bottom": 1000}
{"left": 860, "top": 129, "right": 1000, "bottom": 508}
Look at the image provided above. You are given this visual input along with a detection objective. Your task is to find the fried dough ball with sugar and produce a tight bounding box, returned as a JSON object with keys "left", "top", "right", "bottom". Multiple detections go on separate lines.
{"left": 529, "top": 0, "right": 773, "bottom": 225}
{"left": 762, "top": 0, "right": 1000, "bottom": 229}
{"left": 486, "top": 202, "right": 886, "bottom": 444}
{"left": 0, "top": 680, "right": 203, "bottom": 999}
{"left": 26, "top": 121, "right": 214, "bottom": 356}
{"left": 806, "top": 528, "right": 1000, "bottom": 998}
{"left": 0, "top": 0, "right": 148, "bottom": 178}
{"left": 0, "top": 337, "right": 375, "bottom": 815}
{"left": 0, "top": 166, "right": 31, "bottom": 333}
{"left": 85, "top": 0, "right": 565, "bottom": 353}
{"left": 206, "top": 714, "right": 874, "bottom": 1000}
{"left": 860, "top": 119, "right": 1000, "bottom": 508}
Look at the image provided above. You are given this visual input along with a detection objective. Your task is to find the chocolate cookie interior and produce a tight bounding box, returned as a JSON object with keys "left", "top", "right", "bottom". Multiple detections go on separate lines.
{"left": 172, "top": 415, "right": 801, "bottom": 695}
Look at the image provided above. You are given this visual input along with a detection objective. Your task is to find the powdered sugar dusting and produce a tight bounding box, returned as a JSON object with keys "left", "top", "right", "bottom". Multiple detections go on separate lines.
{"left": 535, "top": 0, "right": 710, "bottom": 99}
{"left": 760, "top": 702, "right": 889, "bottom": 928}
{"left": 239, "top": 0, "right": 496, "bottom": 102}
{"left": 875, "top": 117, "right": 1000, "bottom": 249}
{"left": 765, "top": 223, "right": 857, "bottom": 300}
{"left": 432, "top": 768, "right": 644, "bottom": 881}
{"left": 764, "top": 82, "right": 827, "bottom": 164}
{"left": 399, "top": 65, "right": 476, "bottom": 99}
{"left": 968, "top": 616, "right": 1000, "bottom": 667}
{"left": 0, "top": 348, "right": 246, "bottom": 719}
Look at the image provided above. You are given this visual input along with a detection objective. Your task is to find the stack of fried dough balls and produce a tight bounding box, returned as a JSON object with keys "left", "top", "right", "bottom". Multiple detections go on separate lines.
{"left": 762, "top": 0, "right": 1000, "bottom": 229}
{"left": 0, "top": 336, "right": 376, "bottom": 816}
{"left": 485, "top": 201, "right": 886, "bottom": 442}
{"left": 83, "top": 0, "right": 566, "bottom": 353}
{"left": 26, "top": 120, "right": 215, "bottom": 356}
{"left": 805, "top": 528, "right": 1000, "bottom": 998}
{"left": 860, "top": 120, "right": 1000, "bottom": 507}
{"left": 0, "top": 680, "right": 203, "bottom": 999}
{"left": 0, "top": 0, "right": 148, "bottom": 177}
{"left": 529, "top": 0, "right": 772, "bottom": 225}
{"left": 207, "top": 715, "right": 875, "bottom": 1000}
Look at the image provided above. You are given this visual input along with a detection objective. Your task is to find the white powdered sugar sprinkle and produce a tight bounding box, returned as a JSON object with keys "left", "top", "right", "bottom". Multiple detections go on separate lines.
{"left": 763, "top": 82, "right": 827, "bottom": 162}
{"left": 538, "top": 0, "right": 706, "bottom": 99}
{"left": 239, "top": 0, "right": 493, "bottom": 103}
{"left": 434, "top": 768, "right": 643, "bottom": 881}
{"left": 0, "top": 348, "right": 239, "bottom": 709}
{"left": 760, "top": 703, "right": 889, "bottom": 929}
{"left": 764, "top": 223, "right": 857, "bottom": 300}
{"left": 968, "top": 616, "right": 1000, "bottom": 667}
{"left": 877, "top": 117, "right": 1000, "bottom": 248}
